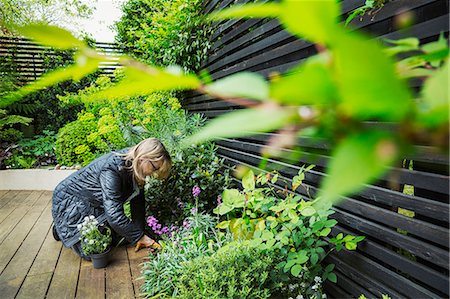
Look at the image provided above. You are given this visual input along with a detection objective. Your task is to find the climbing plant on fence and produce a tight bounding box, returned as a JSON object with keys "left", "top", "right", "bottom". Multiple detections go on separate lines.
{"left": 0, "top": 0, "right": 448, "bottom": 209}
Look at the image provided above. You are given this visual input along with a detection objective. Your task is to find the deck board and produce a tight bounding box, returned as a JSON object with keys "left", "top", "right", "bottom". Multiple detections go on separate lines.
{"left": 0, "top": 191, "right": 148, "bottom": 299}
{"left": 0, "top": 192, "right": 52, "bottom": 298}
{"left": 106, "top": 247, "right": 135, "bottom": 299}
{"left": 0, "top": 191, "right": 44, "bottom": 243}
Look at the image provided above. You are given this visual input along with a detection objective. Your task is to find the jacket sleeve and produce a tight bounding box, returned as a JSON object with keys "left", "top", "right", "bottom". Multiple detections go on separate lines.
{"left": 100, "top": 166, "right": 144, "bottom": 244}
{"left": 130, "top": 189, "right": 146, "bottom": 231}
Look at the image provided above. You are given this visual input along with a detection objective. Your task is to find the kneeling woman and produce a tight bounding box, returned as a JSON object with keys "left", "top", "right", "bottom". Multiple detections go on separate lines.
{"left": 52, "top": 138, "right": 171, "bottom": 258}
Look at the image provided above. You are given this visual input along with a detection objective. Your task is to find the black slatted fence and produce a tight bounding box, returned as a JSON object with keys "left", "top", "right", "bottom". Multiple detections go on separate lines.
{"left": 184, "top": 0, "right": 449, "bottom": 297}
{"left": 0, "top": 36, "right": 122, "bottom": 84}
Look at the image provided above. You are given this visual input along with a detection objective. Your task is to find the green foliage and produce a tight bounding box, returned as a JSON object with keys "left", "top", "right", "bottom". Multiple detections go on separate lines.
{"left": 345, "top": 0, "right": 388, "bottom": 26}
{"left": 3, "top": 1, "right": 448, "bottom": 210}
{"left": 4, "top": 130, "right": 57, "bottom": 169}
{"left": 145, "top": 113, "right": 230, "bottom": 224}
{"left": 55, "top": 75, "right": 183, "bottom": 166}
{"left": 79, "top": 215, "right": 112, "bottom": 255}
{"left": 115, "top": 0, "right": 212, "bottom": 71}
{"left": 214, "top": 169, "right": 365, "bottom": 297}
{"left": 141, "top": 212, "right": 221, "bottom": 298}
{"left": 0, "top": 0, "right": 95, "bottom": 35}
{"left": 174, "top": 242, "right": 277, "bottom": 299}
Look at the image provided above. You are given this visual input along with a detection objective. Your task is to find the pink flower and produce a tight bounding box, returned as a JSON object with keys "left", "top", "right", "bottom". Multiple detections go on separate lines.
{"left": 192, "top": 186, "right": 201, "bottom": 197}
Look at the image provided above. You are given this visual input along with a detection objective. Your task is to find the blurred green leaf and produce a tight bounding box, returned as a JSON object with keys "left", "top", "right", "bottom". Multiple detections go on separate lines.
{"left": 418, "top": 62, "right": 449, "bottom": 127}
{"left": 384, "top": 38, "right": 420, "bottom": 56}
{"left": 205, "top": 72, "right": 269, "bottom": 101}
{"left": 270, "top": 56, "right": 336, "bottom": 105}
{"left": 280, "top": 0, "right": 340, "bottom": 44}
{"left": 422, "top": 32, "right": 447, "bottom": 54}
{"left": 88, "top": 66, "right": 201, "bottom": 101}
{"left": 183, "top": 105, "right": 294, "bottom": 145}
{"left": 15, "top": 24, "right": 85, "bottom": 50}
{"left": 317, "top": 131, "right": 398, "bottom": 207}
{"left": 333, "top": 32, "right": 411, "bottom": 121}
{"left": 0, "top": 57, "right": 100, "bottom": 108}
{"left": 209, "top": 3, "right": 281, "bottom": 20}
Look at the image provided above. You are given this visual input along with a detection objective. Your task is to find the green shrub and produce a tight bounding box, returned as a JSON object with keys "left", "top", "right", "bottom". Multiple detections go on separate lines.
{"left": 174, "top": 242, "right": 278, "bottom": 299}
{"left": 4, "top": 130, "right": 57, "bottom": 169}
{"left": 55, "top": 112, "right": 108, "bottom": 166}
{"left": 115, "top": 0, "right": 211, "bottom": 71}
{"left": 141, "top": 212, "right": 222, "bottom": 298}
{"left": 145, "top": 113, "right": 231, "bottom": 225}
{"left": 55, "top": 75, "right": 183, "bottom": 165}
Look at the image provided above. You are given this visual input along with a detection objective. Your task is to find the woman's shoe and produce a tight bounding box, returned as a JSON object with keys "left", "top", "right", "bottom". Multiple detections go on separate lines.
{"left": 52, "top": 225, "right": 61, "bottom": 241}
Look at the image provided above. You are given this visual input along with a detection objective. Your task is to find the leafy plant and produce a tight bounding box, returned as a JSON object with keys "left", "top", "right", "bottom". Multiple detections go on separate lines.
{"left": 55, "top": 74, "right": 183, "bottom": 166}
{"left": 3, "top": 130, "right": 57, "bottom": 169}
{"left": 2, "top": 0, "right": 448, "bottom": 209}
{"left": 78, "top": 215, "right": 112, "bottom": 255}
{"left": 345, "top": 0, "right": 388, "bottom": 26}
{"left": 215, "top": 169, "right": 365, "bottom": 297}
{"left": 174, "top": 242, "right": 278, "bottom": 299}
{"left": 145, "top": 120, "right": 231, "bottom": 225}
{"left": 115, "top": 0, "right": 212, "bottom": 72}
{"left": 141, "top": 212, "right": 223, "bottom": 298}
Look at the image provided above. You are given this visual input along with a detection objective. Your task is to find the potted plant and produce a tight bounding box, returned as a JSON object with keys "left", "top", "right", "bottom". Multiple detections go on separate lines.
{"left": 78, "top": 215, "right": 112, "bottom": 268}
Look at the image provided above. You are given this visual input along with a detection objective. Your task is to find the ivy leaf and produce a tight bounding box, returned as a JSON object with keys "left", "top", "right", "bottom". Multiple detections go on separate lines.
{"left": 333, "top": 32, "right": 411, "bottom": 121}
{"left": 280, "top": 0, "right": 340, "bottom": 44}
{"left": 300, "top": 206, "right": 316, "bottom": 217}
{"left": 242, "top": 170, "right": 256, "bottom": 190}
{"left": 183, "top": 105, "right": 294, "bottom": 146}
{"left": 291, "top": 264, "right": 303, "bottom": 277}
{"left": 311, "top": 253, "right": 319, "bottom": 265}
{"left": 317, "top": 131, "right": 398, "bottom": 207}
{"left": 209, "top": 3, "right": 281, "bottom": 20}
{"left": 320, "top": 227, "right": 331, "bottom": 236}
{"left": 345, "top": 242, "right": 357, "bottom": 250}
{"left": 327, "top": 272, "right": 337, "bottom": 283}
{"left": 270, "top": 56, "right": 336, "bottom": 105}
{"left": 418, "top": 62, "right": 449, "bottom": 127}
{"left": 222, "top": 189, "right": 246, "bottom": 208}
{"left": 205, "top": 72, "right": 269, "bottom": 101}
{"left": 15, "top": 24, "right": 85, "bottom": 49}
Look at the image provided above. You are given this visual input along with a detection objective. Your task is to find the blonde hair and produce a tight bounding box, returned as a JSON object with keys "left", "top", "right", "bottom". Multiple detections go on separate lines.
{"left": 120, "top": 138, "right": 171, "bottom": 186}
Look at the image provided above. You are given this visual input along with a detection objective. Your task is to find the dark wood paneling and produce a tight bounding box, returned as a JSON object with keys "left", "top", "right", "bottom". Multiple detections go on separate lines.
{"left": 188, "top": 0, "right": 449, "bottom": 297}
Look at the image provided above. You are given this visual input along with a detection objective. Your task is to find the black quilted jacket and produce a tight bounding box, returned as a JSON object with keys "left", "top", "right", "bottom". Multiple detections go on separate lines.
{"left": 52, "top": 149, "right": 145, "bottom": 248}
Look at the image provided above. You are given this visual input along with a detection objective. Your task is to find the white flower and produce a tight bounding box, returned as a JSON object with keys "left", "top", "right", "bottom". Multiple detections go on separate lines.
{"left": 103, "top": 243, "right": 107, "bottom": 247}
{"left": 314, "top": 276, "right": 322, "bottom": 283}
{"left": 84, "top": 238, "right": 88, "bottom": 243}
{"left": 296, "top": 295, "right": 304, "bottom": 299}
{"left": 322, "top": 294, "right": 327, "bottom": 299}
{"left": 89, "top": 215, "right": 95, "bottom": 220}
{"left": 84, "top": 216, "right": 89, "bottom": 222}
{"left": 312, "top": 285, "right": 318, "bottom": 290}
{"left": 89, "top": 240, "right": 94, "bottom": 245}
{"left": 77, "top": 224, "right": 82, "bottom": 230}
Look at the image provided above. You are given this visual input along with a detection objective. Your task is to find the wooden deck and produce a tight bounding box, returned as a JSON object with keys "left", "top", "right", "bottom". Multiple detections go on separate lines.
{"left": 0, "top": 190, "right": 149, "bottom": 299}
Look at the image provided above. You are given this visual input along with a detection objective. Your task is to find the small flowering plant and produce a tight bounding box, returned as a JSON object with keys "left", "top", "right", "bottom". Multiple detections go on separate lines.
{"left": 78, "top": 215, "right": 112, "bottom": 255}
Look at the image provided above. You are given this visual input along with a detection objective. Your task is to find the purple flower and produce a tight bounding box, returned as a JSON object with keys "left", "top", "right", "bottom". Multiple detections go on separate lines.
{"left": 191, "top": 207, "right": 198, "bottom": 215}
{"left": 217, "top": 195, "right": 222, "bottom": 205}
{"left": 192, "top": 186, "right": 201, "bottom": 197}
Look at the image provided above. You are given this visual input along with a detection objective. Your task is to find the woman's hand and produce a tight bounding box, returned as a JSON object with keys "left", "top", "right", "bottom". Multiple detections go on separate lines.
{"left": 135, "top": 234, "right": 161, "bottom": 252}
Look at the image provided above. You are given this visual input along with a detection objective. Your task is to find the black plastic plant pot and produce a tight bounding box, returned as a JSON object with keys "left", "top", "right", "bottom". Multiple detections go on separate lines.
{"left": 90, "top": 248, "right": 111, "bottom": 269}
